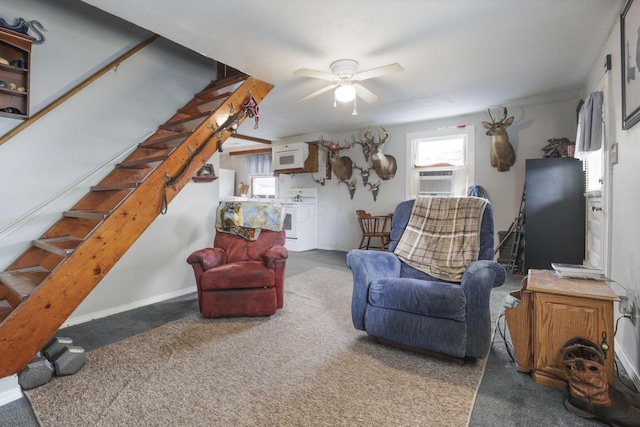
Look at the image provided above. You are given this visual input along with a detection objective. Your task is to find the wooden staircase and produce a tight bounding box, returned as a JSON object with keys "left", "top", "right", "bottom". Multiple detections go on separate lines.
{"left": 0, "top": 73, "right": 273, "bottom": 377}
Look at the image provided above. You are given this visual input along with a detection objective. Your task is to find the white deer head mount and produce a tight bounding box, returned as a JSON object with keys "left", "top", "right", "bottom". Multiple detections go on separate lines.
{"left": 482, "top": 106, "right": 515, "bottom": 172}
{"left": 362, "top": 127, "right": 397, "bottom": 180}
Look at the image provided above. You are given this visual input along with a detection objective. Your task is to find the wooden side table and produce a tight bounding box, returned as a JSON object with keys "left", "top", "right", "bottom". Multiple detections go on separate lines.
{"left": 505, "top": 269, "right": 619, "bottom": 389}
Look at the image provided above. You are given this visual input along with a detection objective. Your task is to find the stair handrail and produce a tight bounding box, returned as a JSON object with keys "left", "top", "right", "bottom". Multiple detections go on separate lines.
{"left": 0, "top": 34, "right": 159, "bottom": 147}
{"left": 0, "top": 141, "right": 138, "bottom": 243}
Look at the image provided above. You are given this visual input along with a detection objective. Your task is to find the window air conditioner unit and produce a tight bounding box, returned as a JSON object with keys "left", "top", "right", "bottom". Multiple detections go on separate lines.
{"left": 419, "top": 170, "right": 455, "bottom": 195}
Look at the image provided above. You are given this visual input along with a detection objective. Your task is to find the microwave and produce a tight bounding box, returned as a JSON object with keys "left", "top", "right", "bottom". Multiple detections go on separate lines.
{"left": 272, "top": 142, "right": 309, "bottom": 170}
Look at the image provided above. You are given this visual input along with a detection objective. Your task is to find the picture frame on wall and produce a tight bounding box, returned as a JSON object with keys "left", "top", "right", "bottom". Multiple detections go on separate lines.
{"left": 621, "top": 0, "right": 640, "bottom": 129}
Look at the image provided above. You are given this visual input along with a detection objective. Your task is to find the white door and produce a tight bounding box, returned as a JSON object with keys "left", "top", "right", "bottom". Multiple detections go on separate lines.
{"left": 582, "top": 74, "right": 612, "bottom": 274}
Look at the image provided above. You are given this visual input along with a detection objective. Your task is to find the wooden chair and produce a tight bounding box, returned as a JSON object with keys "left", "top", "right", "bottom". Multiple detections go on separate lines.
{"left": 356, "top": 210, "right": 392, "bottom": 251}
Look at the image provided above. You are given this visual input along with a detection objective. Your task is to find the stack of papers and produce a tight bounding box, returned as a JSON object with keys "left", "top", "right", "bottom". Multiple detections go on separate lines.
{"left": 551, "top": 263, "right": 605, "bottom": 280}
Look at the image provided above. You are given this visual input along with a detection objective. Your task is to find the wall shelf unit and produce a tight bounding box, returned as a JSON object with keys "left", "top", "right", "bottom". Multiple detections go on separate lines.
{"left": 0, "top": 27, "right": 34, "bottom": 120}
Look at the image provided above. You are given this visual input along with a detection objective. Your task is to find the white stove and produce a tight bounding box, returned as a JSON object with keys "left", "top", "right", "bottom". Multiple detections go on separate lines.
{"left": 280, "top": 188, "right": 318, "bottom": 252}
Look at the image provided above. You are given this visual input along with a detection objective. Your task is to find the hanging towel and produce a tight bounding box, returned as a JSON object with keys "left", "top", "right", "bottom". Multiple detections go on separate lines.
{"left": 576, "top": 91, "right": 603, "bottom": 153}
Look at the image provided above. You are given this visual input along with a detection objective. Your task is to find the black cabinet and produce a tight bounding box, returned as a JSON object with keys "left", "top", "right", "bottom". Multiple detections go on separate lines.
{"left": 525, "top": 157, "right": 585, "bottom": 271}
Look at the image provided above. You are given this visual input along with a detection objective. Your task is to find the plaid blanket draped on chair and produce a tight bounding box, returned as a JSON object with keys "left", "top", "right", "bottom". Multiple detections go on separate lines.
{"left": 393, "top": 196, "right": 488, "bottom": 282}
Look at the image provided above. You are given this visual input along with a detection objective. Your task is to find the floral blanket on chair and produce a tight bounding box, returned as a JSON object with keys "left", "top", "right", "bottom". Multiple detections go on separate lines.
{"left": 216, "top": 201, "right": 285, "bottom": 240}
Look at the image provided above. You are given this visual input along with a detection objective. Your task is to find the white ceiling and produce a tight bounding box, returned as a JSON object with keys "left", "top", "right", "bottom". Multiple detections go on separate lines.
{"left": 81, "top": 0, "right": 623, "bottom": 148}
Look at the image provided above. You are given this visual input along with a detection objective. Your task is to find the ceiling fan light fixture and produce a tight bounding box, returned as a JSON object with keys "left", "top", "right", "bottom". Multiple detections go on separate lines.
{"left": 296, "top": 59, "right": 401, "bottom": 107}
{"left": 335, "top": 84, "right": 356, "bottom": 103}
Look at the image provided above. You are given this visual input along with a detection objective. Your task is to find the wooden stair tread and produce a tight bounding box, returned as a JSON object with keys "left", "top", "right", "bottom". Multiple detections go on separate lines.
{"left": 63, "top": 209, "right": 112, "bottom": 220}
{"left": 215, "top": 73, "right": 248, "bottom": 86}
{"left": 117, "top": 153, "right": 170, "bottom": 169}
{"left": 196, "top": 75, "right": 247, "bottom": 98}
{"left": 91, "top": 182, "right": 140, "bottom": 191}
{"left": 0, "top": 266, "right": 50, "bottom": 303}
{"left": 183, "top": 92, "right": 232, "bottom": 112}
{"left": 201, "top": 74, "right": 247, "bottom": 92}
{"left": 138, "top": 131, "right": 192, "bottom": 149}
{"left": 32, "top": 236, "right": 83, "bottom": 257}
{"left": 190, "top": 91, "right": 231, "bottom": 103}
{"left": 0, "top": 299, "right": 12, "bottom": 322}
{"left": 159, "top": 112, "right": 210, "bottom": 132}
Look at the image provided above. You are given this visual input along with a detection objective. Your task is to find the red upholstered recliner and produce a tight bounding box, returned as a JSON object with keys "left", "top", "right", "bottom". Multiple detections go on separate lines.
{"left": 186, "top": 228, "right": 288, "bottom": 318}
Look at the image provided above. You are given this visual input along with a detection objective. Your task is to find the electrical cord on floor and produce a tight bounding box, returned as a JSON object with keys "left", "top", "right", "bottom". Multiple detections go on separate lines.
{"left": 614, "top": 314, "right": 625, "bottom": 336}
{"left": 614, "top": 358, "right": 638, "bottom": 392}
{"left": 494, "top": 307, "right": 518, "bottom": 367}
{"left": 613, "top": 313, "right": 640, "bottom": 393}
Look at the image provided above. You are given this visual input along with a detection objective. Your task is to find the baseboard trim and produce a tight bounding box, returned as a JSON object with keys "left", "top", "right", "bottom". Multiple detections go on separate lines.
{"left": 614, "top": 337, "right": 640, "bottom": 391}
{"left": 0, "top": 375, "right": 22, "bottom": 406}
{"left": 62, "top": 286, "right": 196, "bottom": 328}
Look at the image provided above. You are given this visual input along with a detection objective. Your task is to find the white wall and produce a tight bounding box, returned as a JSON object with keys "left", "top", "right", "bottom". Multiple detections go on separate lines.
{"left": 224, "top": 101, "right": 577, "bottom": 252}
{"left": 0, "top": 0, "right": 221, "bottom": 325}
{"left": 583, "top": 8, "right": 640, "bottom": 387}
{"left": 69, "top": 167, "right": 221, "bottom": 323}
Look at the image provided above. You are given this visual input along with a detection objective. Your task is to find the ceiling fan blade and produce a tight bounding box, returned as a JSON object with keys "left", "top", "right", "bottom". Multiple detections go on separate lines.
{"left": 298, "top": 84, "right": 336, "bottom": 101}
{"left": 293, "top": 68, "right": 337, "bottom": 81}
{"left": 354, "top": 63, "right": 404, "bottom": 81}
{"left": 353, "top": 83, "right": 379, "bottom": 103}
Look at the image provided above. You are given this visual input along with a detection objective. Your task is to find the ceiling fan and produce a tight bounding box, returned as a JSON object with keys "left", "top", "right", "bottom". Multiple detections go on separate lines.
{"left": 294, "top": 59, "right": 403, "bottom": 112}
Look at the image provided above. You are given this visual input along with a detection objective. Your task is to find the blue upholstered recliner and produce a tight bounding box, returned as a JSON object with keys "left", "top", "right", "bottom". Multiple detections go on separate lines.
{"left": 346, "top": 198, "right": 506, "bottom": 361}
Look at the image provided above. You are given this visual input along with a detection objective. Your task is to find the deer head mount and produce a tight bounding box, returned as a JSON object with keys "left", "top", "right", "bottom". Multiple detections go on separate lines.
{"left": 482, "top": 106, "right": 515, "bottom": 172}
{"left": 362, "top": 127, "right": 397, "bottom": 180}
{"left": 353, "top": 165, "right": 373, "bottom": 185}
{"left": 316, "top": 127, "right": 397, "bottom": 200}
{"left": 319, "top": 138, "right": 355, "bottom": 183}
{"left": 364, "top": 180, "right": 382, "bottom": 201}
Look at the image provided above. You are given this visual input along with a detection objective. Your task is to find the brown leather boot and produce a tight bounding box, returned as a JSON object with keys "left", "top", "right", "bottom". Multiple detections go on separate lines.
{"left": 562, "top": 337, "right": 640, "bottom": 427}
{"left": 562, "top": 338, "right": 640, "bottom": 410}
